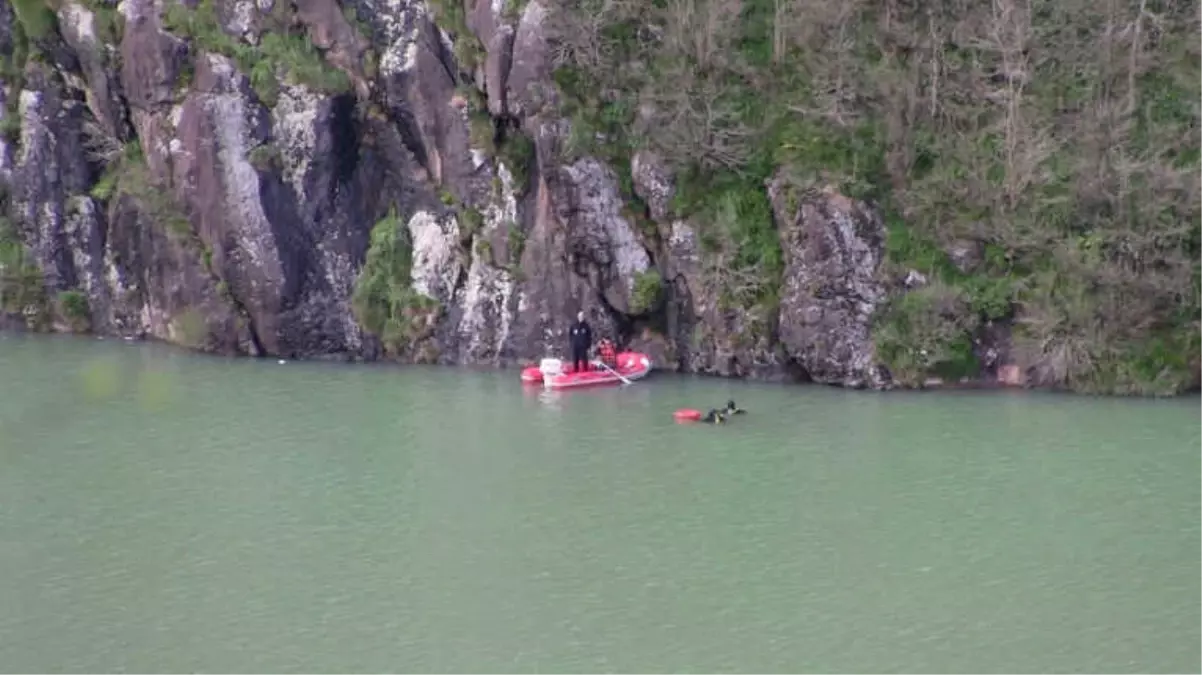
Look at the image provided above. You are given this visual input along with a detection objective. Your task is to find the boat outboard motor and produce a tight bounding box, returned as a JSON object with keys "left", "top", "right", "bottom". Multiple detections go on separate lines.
{"left": 539, "top": 358, "right": 563, "bottom": 377}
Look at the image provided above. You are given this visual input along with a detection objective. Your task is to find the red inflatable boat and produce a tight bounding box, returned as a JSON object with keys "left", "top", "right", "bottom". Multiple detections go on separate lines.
{"left": 521, "top": 352, "right": 653, "bottom": 390}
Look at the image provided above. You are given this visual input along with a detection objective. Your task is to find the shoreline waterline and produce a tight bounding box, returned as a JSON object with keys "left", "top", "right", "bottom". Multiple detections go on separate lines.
{"left": 5, "top": 330, "right": 1197, "bottom": 399}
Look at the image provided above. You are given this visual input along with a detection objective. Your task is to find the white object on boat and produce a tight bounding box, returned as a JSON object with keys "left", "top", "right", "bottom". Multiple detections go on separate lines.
{"left": 539, "top": 358, "right": 563, "bottom": 377}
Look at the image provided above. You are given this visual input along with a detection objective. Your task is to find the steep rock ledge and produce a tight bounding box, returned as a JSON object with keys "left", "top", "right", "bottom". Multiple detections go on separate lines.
{"left": 769, "top": 177, "right": 889, "bottom": 389}
{"left": 0, "top": 0, "right": 963, "bottom": 383}
{"left": 1, "top": 0, "right": 1195, "bottom": 395}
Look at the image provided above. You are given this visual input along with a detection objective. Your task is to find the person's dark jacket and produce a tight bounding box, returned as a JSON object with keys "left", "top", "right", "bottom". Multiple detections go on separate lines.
{"left": 569, "top": 319, "right": 593, "bottom": 352}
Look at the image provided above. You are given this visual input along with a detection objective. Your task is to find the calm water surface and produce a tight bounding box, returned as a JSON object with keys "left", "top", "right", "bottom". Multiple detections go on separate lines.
{"left": 0, "top": 334, "right": 1198, "bottom": 673}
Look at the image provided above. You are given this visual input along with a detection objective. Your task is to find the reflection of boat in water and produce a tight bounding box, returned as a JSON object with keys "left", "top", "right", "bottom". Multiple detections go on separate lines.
{"left": 520, "top": 353, "right": 653, "bottom": 390}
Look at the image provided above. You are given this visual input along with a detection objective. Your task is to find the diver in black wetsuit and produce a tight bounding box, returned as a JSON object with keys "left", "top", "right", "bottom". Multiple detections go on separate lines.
{"left": 698, "top": 401, "right": 745, "bottom": 424}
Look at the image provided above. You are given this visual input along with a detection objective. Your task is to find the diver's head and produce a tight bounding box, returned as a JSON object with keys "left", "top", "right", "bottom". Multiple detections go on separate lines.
{"left": 726, "top": 399, "right": 736, "bottom": 410}
{"left": 576, "top": 311, "right": 585, "bottom": 322}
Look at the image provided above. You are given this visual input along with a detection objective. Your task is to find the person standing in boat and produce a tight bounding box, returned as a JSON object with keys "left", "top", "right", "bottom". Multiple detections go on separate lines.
{"left": 568, "top": 310, "right": 593, "bottom": 373}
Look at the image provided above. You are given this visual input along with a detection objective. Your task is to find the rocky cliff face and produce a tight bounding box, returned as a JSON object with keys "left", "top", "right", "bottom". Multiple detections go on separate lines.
{"left": 1, "top": 0, "right": 1194, "bottom": 393}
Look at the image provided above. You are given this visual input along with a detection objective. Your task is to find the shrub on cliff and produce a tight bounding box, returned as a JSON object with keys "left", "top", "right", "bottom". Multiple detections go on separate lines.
{"left": 163, "top": 0, "right": 350, "bottom": 106}
{"left": 56, "top": 290, "right": 91, "bottom": 332}
{"left": 0, "top": 220, "right": 47, "bottom": 320}
{"left": 630, "top": 269, "right": 665, "bottom": 315}
{"left": 351, "top": 212, "right": 439, "bottom": 354}
{"left": 11, "top": 0, "right": 55, "bottom": 40}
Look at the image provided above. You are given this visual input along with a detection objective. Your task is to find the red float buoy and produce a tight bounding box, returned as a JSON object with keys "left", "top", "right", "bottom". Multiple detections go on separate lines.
{"left": 674, "top": 408, "right": 702, "bottom": 422}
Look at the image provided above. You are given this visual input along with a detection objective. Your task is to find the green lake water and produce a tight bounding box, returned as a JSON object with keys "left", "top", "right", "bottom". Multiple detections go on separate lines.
{"left": 1, "top": 334, "right": 1198, "bottom": 673}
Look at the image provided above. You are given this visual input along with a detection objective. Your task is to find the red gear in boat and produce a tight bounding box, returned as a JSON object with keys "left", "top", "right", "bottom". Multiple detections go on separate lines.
{"left": 597, "top": 338, "right": 617, "bottom": 367}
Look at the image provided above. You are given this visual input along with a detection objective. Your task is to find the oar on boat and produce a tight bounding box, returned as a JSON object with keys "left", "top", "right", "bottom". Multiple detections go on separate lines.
{"left": 595, "top": 359, "right": 633, "bottom": 386}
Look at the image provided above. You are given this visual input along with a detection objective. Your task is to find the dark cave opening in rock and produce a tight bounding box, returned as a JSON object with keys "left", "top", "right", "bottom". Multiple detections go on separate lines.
{"left": 784, "top": 357, "right": 813, "bottom": 383}
{"left": 328, "top": 94, "right": 361, "bottom": 183}
{"left": 388, "top": 104, "right": 429, "bottom": 172}
{"left": 492, "top": 113, "right": 522, "bottom": 145}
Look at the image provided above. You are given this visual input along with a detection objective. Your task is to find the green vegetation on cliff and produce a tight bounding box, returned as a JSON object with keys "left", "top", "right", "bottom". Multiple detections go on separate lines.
{"left": 12, "top": 0, "right": 120, "bottom": 46}
{"left": 546, "top": 0, "right": 1200, "bottom": 394}
{"left": 631, "top": 269, "right": 665, "bottom": 315}
{"left": 3, "top": 4, "right": 33, "bottom": 139}
{"left": 456, "top": 85, "right": 537, "bottom": 192}
{"left": 163, "top": 0, "right": 350, "bottom": 105}
{"left": 426, "top": 0, "right": 485, "bottom": 72}
{"left": 11, "top": 0, "right": 56, "bottom": 41}
{"left": 0, "top": 218, "right": 47, "bottom": 321}
{"left": 56, "top": 288, "right": 90, "bottom": 331}
{"left": 351, "top": 211, "right": 439, "bottom": 354}
{"left": 92, "top": 141, "right": 193, "bottom": 238}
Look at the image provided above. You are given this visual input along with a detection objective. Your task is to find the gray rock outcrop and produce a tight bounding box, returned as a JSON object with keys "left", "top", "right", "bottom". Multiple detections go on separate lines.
{"left": 0, "top": 0, "right": 930, "bottom": 391}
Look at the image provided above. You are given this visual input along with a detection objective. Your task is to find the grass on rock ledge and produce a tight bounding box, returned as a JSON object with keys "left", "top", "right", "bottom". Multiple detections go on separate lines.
{"left": 351, "top": 210, "right": 441, "bottom": 355}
